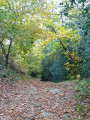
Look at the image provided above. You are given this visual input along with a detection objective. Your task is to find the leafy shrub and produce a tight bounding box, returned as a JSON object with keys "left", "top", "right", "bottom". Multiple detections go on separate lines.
{"left": 0, "top": 67, "right": 19, "bottom": 82}
{"left": 75, "top": 79, "right": 90, "bottom": 118}
{"left": 75, "top": 80, "right": 90, "bottom": 99}
{"left": 41, "top": 51, "right": 68, "bottom": 82}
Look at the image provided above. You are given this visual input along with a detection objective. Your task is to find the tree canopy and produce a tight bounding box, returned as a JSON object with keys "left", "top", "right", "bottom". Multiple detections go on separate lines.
{"left": 0, "top": 0, "right": 90, "bottom": 81}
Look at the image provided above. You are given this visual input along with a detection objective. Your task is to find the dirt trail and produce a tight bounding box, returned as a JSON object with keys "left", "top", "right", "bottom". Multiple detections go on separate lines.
{"left": 0, "top": 78, "right": 77, "bottom": 120}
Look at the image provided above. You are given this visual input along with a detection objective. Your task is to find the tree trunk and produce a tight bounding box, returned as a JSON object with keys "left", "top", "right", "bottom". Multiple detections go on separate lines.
{"left": 5, "top": 38, "right": 13, "bottom": 67}
{"left": 6, "top": 54, "right": 9, "bottom": 67}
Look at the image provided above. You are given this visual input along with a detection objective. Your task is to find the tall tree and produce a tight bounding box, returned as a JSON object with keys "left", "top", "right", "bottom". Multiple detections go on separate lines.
{"left": 58, "top": 0, "right": 90, "bottom": 78}
{"left": 0, "top": 0, "right": 51, "bottom": 67}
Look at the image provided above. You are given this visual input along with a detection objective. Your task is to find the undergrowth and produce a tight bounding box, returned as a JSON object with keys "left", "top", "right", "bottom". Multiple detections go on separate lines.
{"left": 0, "top": 65, "right": 19, "bottom": 82}
{"left": 74, "top": 79, "right": 90, "bottom": 119}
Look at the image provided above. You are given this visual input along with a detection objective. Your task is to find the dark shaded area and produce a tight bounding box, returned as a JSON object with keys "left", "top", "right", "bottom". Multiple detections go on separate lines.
{"left": 30, "top": 72, "right": 39, "bottom": 77}
{"left": 41, "top": 51, "right": 68, "bottom": 82}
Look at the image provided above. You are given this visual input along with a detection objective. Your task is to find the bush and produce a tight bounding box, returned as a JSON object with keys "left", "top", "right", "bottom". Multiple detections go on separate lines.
{"left": 75, "top": 79, "right": 90, "bottom": 119}
{"left": 41, "top": 51, "right": 68, "bottom": 82}
{"left": 75, "top": 80, "right": 90, "bottom": 99}
{"left": 0, "top": 67, "right": 19, "bottom": 82}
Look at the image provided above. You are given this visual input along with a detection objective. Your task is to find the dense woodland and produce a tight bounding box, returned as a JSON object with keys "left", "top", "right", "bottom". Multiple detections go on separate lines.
{"left": 0, "top": 0, "right": 90, "bottom": 120}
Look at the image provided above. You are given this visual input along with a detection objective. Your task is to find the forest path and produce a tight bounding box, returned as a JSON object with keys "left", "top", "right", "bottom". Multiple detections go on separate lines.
{"left": 0, "top": 78, "right": 77, "bottom": 120}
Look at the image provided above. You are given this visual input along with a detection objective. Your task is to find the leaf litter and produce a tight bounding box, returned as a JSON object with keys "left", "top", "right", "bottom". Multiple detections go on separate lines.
{"left": 0, "top": 78, "right": 79, "bottom": 120}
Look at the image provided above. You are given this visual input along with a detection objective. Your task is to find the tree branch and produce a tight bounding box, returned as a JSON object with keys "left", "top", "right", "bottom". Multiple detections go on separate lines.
{"left": 6, "top": 0, "right": 16, "bottom": 14}
{"left": 0, "top": 38, "right": 6, "bottom": 56}
{"left": 48, "top": 25, "right": 74, "bottom": 61}
{"left": 59, "top": 38, "right": 73, "bottom": 61}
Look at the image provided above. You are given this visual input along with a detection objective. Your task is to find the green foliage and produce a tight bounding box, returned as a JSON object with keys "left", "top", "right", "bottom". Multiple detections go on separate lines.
{"left": 0, "top": 0, "right": 88, "bottom": 81}
{"left": 75, "top": 80, "right": 90, "bottom": 99}
{"left": 27, "top": 50, "right": 41, "bottom": 77}
{"left": 41, "top": 40, "right": 68, "bottom": 82}
{"left": 41, "top": 53, "right": 68, "bottom": 82}
{"left": 75, "top": 104, "right": 85, "bottom": 114}
{"left": 0, "top": 0, "right": 50, "bottom": 67}
{"left": 65, "top": 57, "right": 82, "bottom": 80}
{"left": 41, "top": 20, "right": 82, "bottom": 80}
{"left": 0, "top": 66, "right": 19, "bottom": 82}
{"left": 59, "top": 0, "right": 90, "bottom": 78}
{"left": 74, "top": 79, "right": 90, "bottom": 118}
